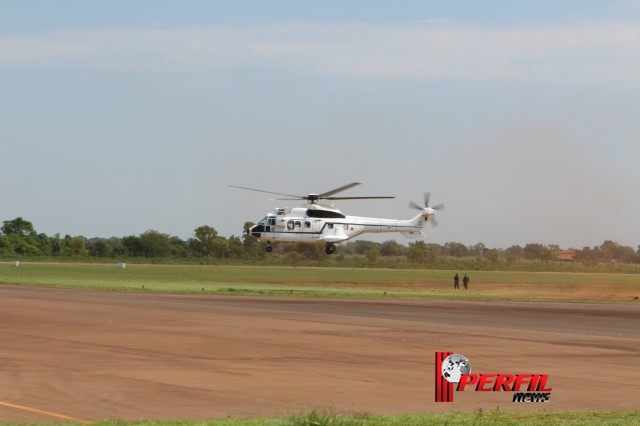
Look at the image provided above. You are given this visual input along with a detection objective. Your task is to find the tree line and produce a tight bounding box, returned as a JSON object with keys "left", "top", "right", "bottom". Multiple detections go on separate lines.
{"left": 1, "top": 217, "right": 639, "bottom": 266}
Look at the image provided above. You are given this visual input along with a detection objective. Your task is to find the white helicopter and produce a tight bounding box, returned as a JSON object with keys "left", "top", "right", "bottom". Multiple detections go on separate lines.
{"left": 230, "top": 182, "right": 444, "bottom": 254}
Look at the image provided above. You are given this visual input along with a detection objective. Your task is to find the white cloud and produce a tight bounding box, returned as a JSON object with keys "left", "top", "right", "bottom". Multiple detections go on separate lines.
{"left": 2, "top": 21, "right": 640, "bottom": 84}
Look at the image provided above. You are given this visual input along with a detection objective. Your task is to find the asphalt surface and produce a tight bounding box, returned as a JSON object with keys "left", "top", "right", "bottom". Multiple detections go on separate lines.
{"left": 1, "top": 284, "right": 638, "bottom": 421}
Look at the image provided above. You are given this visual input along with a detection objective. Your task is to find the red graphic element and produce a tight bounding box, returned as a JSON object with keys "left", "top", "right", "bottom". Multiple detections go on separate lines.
{"left": 435, "top": 351, "right": 454, "bottom": 402}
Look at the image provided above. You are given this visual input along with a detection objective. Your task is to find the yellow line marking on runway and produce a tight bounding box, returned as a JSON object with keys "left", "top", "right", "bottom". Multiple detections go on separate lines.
{"left": 0, "top": 401, "right": 91, "bottom": 423}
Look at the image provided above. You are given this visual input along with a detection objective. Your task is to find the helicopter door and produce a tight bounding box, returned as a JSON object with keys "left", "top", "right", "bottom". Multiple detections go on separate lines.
{"left": 306, "top": 220, "right": 321, "bottom": 240}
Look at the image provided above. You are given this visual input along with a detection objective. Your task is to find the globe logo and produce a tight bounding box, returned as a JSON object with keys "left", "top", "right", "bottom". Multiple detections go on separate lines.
{"left": 441, "top": 353, "right": 471, "bottom": 383}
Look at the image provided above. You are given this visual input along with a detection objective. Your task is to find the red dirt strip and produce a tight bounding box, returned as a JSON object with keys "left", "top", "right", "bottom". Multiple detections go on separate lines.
{"left": 0, "top": 284, "right": 638, "bottom": 421}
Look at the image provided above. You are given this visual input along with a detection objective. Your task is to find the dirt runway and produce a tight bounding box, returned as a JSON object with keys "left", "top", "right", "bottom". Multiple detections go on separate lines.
{"left": 0, "top": 284, "right": 638, "bottom": 422}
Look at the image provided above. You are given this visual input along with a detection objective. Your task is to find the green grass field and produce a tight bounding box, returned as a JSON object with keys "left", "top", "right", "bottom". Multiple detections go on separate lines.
{"left": 1, "top": 262, "right": 640, "bottom": 302}
{"left": 2, "top": 409, "right": 634, "bottom": 426}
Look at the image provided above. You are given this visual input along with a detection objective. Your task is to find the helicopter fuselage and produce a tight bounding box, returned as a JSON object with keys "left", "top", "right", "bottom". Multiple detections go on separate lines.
{"left": 247, "top": 204, "right": 432, "bottom": 253}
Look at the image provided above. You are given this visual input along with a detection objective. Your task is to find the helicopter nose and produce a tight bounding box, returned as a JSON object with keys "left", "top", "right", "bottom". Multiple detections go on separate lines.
{"left": 246, "top": 225, "right": 262, "bottom": 239}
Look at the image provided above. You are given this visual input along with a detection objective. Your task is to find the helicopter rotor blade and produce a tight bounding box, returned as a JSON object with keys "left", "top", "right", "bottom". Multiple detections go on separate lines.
{"left": 408, "top": 200, "right": 423, "bottom": 211}
{"left": 432, "top": 203, "right": 445, "bottom": 211}
{"left": 430, "top": 216, "right": 439, "bottom": 227}
{"left": 319, "top": 182, "right": 361, "bottom": 198}
{"left": 231, "top": 182, "right": 395, "bottom": 204}
{"left": 228, "top": 185, "right": 303, "bottom": 200}
{"left": 424, "top": 192, "right": 432, "bottom": 208}
{"left": 325, "top": 196, "right": 395, "bottom": 200}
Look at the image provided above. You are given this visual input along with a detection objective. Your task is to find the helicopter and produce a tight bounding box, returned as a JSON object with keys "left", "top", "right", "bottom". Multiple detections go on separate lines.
{"left": 230, "top": 182, "right": 444, "bottom": 254}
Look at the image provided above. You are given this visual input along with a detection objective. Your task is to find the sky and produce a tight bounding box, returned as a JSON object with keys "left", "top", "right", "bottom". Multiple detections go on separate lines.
{"left": 1, "top": 1, "right": 640, "bottom": 249}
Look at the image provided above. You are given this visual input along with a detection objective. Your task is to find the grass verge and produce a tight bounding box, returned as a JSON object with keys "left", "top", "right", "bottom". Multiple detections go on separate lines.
{"left": 1, "top": 263, "right": 640, "bottom": 302}
{"left": 4, "top": 409, "right": 638, "bottom": 426}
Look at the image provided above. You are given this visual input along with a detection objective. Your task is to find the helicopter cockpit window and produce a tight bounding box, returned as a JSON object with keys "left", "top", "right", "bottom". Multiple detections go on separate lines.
{"left": 268, "top": 217, "right": 276, "bottom": 226}
{"left": 254, "top": 217, "right": 270, "bottom": 233}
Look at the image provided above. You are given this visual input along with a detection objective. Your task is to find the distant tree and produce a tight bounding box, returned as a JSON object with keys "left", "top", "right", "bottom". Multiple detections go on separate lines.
{"left": 365, "top": 248, "right": 380, "bottom": 262}
{"left": 505, "top": 245, "right": 523, "bottom": 265}
{"left": 210, "top": 238, "right": 231, "bottom": 258}
{"left": 88, "top": 239, "right": 110, "bottom": 257}
{"left": 505, "top": 245, "right": 523, "bottom": 258}
{"left": 575, "top": 246, "right": 598, "bottom": 266}
{"left": 425, "top": 244, "right": 441, "bottom": 263}
{"left": 470, "top": 242, "right": 486, "bottom": 257}
{"left": 290, "top": 243, "right": 323, "bottom": 260}
{"left": 122, "top": 235, "right": 143, "bottom": 257}
{"left": 443, "top": 242, "right": 469, "bottom": 257}
{"left": 426, "top": 243, "right": 444, "bottom": 255}
{"left": 62, "top": 234, "right": 73, "bottom": 256}
{"left": 169, "top": 236, "right": 189, "bottom": 258}
{"left": 598, "top": 240, "right": 637, "bottom": 263}
{"left": 6, "top": 235, "right": 38, "bottom": 255}
{"left": 226, "top": 236, "right": 244, "bottom": 258}
{"left": 2, "top": 217, "right": 36, "bottom": 239}
{"left": 139, "top": 230, "right": 172, "bottom": 257}
{"left": 35, "top": 233, "right": 52, "bottom": 255}
{"left": 380, "top": 240, "right": 405, "bottom": 256}
{"left": 351, "top": 240, "right": 380, "bottom": 255}
{"left": 50, "top": 234, "right": 63, "bottom": 256}
{"left": 191, "top": 225, "right": 219, "bottom": 257}
{"left": 621, "top": 246, "right": 639, "bottom": 264}
{"left": 0, "top": 234, "right": 8, "bottom": 254}
{"left": 107, "top": 237, "right": 126, "bottom": 257}
{"left": 0, "top": 218, "right": 44, "bottom": 254}
{"left": 599, "top": 240, "right": 617, "bottom": 261}
{"left": 523, "top": 243, "right": 546, "bottom": 260}
{"left": 69, "top": 236, "right": 86, "bottom": 257}
{"left": 483, "top": 248, "right": 500, "bottom": 264}
{"left": 539, "top": 247, "right": 556, "bottom": 263}
{"left": 547, "top": 244, "right": 560, "bottom": 252}
{"left": 407, "top": 241, "right": 439, "bottom": 263}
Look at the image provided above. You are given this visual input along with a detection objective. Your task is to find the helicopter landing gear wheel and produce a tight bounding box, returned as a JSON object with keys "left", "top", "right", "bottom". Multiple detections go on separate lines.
{"left": 266, "top": 242, "right": 273, "bottom": 253}
{"left": 325, "top": 243, "right": 336, "bottom": 255}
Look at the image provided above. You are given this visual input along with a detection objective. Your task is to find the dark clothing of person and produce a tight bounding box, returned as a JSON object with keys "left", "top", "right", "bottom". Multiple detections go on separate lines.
{"left": 463, "top": 274, "right": 469, "bottom": 289}
{"left": 454, "top": 273, "right": 459, "bottom": 289}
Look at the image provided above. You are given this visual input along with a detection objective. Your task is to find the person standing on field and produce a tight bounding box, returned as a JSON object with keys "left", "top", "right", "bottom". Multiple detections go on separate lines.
{"left": 454, "top": 273, "right": 459, "bottom": 289}
{"left": 463, "top": 274, "right": 469, "bottom": 289}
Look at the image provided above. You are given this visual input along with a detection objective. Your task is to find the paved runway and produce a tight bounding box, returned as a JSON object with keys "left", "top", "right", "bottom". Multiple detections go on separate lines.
{"left": 1, "top": 284, "right": 638, "bottom": 421}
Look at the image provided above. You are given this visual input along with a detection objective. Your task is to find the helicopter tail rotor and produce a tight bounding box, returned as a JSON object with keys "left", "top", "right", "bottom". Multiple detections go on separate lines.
{"left": 409, "top": 192, "right": 444, "bottom": 227}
